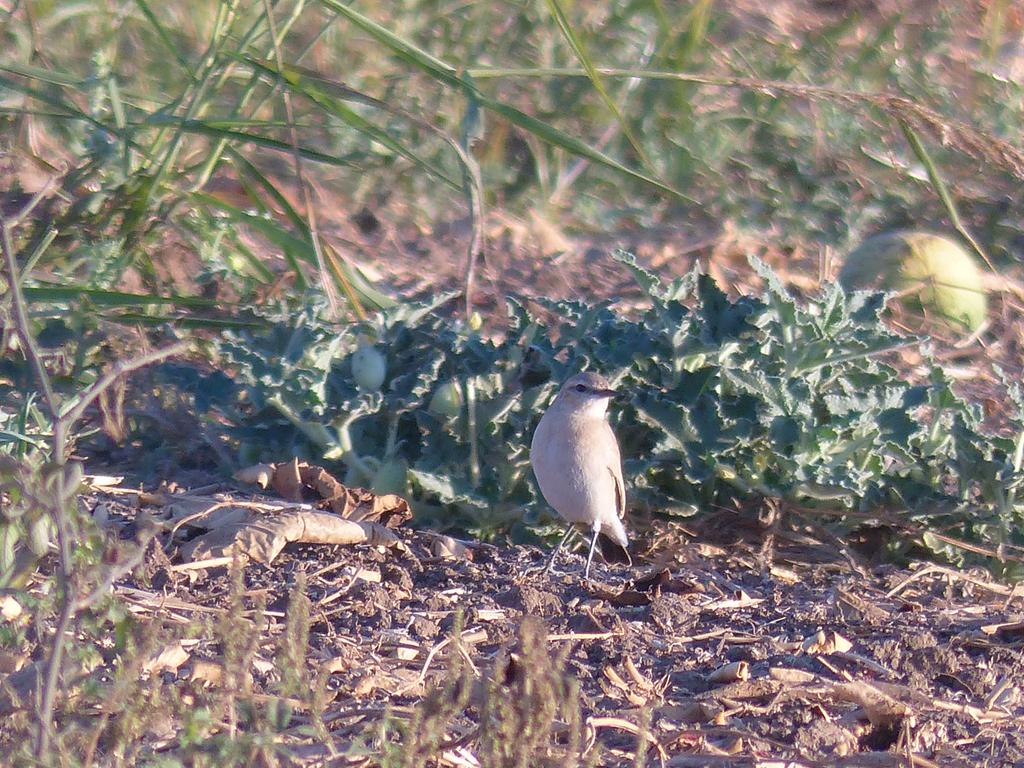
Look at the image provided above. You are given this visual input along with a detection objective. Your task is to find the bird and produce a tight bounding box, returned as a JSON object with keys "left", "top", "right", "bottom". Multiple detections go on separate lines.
{"left": 530, "top": 371, "right": 631, "bottom": 580}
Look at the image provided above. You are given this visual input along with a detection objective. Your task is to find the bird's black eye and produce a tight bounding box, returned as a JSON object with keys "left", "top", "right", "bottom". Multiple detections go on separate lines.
{"left": 574, "top": 384, "right": 587, "bottom": 393}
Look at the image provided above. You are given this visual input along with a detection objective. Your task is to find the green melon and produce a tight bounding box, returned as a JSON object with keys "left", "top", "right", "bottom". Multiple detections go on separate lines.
{"left": 838, "top": 231, "right": 987, "bottom": 331}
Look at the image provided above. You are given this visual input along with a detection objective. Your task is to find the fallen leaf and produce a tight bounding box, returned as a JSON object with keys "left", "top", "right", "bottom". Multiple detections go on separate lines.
{"left": 1, "top": 596, "right": 22, "bottom": 621}
{"left": 588, "top": 584, "right": 651, "bottom": 606}
{"left": 273, "top": 457, "right": 304, "bottom": 501}
{"left": 234, "top": 464, "right": 274, "bottom": 488}
{"left": 802, "top": 629, "right": 853, "bottom": 655}
{"left": 190, "top": 660, "right": 225, "bottom": 687}
{"left": 144, "top": 643, "right": 190, "bottom": 674}
{"left": 251, "top": 460, "right": 413, "bottom": 527}
{"left": 430, "top": 534, "right": 473, "bottom": 560}
{"left": 708, "top": 660, "right": 750, "bottom": 684}
{"left": 180, "top": 511, "right": 404, "bottom": 564}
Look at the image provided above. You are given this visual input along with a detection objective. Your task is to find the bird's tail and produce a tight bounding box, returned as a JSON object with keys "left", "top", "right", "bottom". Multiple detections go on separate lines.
{"left": 599, "top": 534, "right": 632, "bottom": 566}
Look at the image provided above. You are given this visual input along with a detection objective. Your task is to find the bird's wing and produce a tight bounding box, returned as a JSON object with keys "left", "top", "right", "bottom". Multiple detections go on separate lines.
{"left": 608, "top": 465, "right": 625, "bottom": 518}
{"left": 604, "top": 422, "right": 626, "bottom": 520}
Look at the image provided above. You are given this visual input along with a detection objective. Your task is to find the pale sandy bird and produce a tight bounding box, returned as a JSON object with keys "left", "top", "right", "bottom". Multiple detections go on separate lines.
{"left": 530, "top": 372, "right": 631, "bottom": 580}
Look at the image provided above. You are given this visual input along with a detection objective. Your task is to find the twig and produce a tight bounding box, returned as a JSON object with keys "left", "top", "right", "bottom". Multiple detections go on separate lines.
{"left": 61, "top": 340, "right": 189, "bottom": 430}
{"left": 547, "top": 630, "right": 620, "bottom": 642}
{"left": 397, "top": 627, "right": 485, "bottom": 695}
{"left": 886, "top": 562, "right": 1021, "bottom": 600}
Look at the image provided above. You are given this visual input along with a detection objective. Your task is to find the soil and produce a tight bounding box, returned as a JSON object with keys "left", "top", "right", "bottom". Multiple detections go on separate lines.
{"left": 64, "top": 486, "right": 1024, "bottom": 767}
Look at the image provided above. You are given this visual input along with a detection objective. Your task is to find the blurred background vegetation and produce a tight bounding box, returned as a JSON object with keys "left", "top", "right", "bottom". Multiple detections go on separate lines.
{"left": 3, "top": 0, "right": 1022, "bottom": 303}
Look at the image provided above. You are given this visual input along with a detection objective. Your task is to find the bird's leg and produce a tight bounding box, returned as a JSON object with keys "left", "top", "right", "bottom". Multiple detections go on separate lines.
{"left": 545, "top": 526, "right": 577, "bottom": 574}
{"left": 583, "top": 522, "right": 601, "bottom": 582}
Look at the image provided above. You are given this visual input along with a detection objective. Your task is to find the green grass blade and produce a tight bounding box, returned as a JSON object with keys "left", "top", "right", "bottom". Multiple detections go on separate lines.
{"left": 543, "top": 0, "right": 653, "bottom": 171}
{"left": 132, "top": 0, "right": 195, "bottom": 75}
{"left": 152, "top": 116, "right": 361, "bottom": 168}
{"left": 473, "top": 90, "right": 692, "bottom": 201}
{"left": 678, "top": 0, "right": 714, "bottom": 65}
{"left": 898, "top": 118, "right": 995, "bottom": 273}
{"left": 102, "top": 313, "right": 270, "bottom": 330}
{"left": 227, "top": 148, "right": 308, "bottom": 235}
{"left": 24, "top": 285, "right": 223, "bottom": 309}
{"left": 317, "top": 0, "right": 460, "bottom": 86}
{"left": 0, "top": 61, "right": 82, "bottom": 87}
{"left": 0, "top": 73, "right": 130, "bottom": 142}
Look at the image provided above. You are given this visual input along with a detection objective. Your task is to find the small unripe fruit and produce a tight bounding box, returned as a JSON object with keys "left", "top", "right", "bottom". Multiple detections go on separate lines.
{"left": 429, "top": 380, "right": 463, "bottom": 419}
{"left": 28, "top": 517, "right": 52, "bottom": 557}
{"left": 351, "top": 340, "right": 386, "bottom": 392}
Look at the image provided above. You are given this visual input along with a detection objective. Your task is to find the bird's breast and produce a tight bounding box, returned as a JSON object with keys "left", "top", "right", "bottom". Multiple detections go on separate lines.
{"left": 530, "top": 413, "right": 619, "bottom": 527}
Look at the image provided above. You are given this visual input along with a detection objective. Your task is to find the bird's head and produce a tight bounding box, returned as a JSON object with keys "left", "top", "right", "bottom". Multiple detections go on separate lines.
{"left": 555, "top": 372, "right": 619, "bottom": 417}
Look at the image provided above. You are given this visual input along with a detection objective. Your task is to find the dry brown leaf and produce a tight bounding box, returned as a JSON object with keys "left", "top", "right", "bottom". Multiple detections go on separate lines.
{"left": 273, "top": 457, "right": 304, "bottom": 501}
{"left": 165, "top": 499, "right": 249, "bottom": 532}
{"left": 189, "top": 660, "right": 225, "bottom": 687}
{"left": 234, "top": 463, "right": 274, "bottom": 488}
{"left": 305, "top": 464, "right": 346, "bottom": 505}
{"left": 180, "top": 511, "right": 403, "bottom": 564}
{"left": 249, "top": 460, "right": 413, "bottom": 527}
{"left": 144, "top": 642, "right": 190, "bottom": 674}
{"left": 430, "top": 534, "right": 472, "bottom": 560}
{"left": 708, "top": 660, "right": 751, "bottom": 684}
{"left": 326, "top": 484, "right": 411, "bottom": 527}
{"left": 802, "top": 629, "right": 854, "bottom": 655}
{"left": 366, "top": 493, "right": 412, "bottom": 527}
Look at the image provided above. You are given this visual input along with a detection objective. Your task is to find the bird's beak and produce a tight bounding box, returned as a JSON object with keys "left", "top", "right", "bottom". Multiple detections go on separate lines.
{"left": 596, "top": 388, "right": 619, "bottom": 399}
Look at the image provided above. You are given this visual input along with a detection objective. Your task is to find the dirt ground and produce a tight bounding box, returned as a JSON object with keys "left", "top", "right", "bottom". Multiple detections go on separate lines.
{"left": 67, "top": 481, "right": 1024, "bottom": 768}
